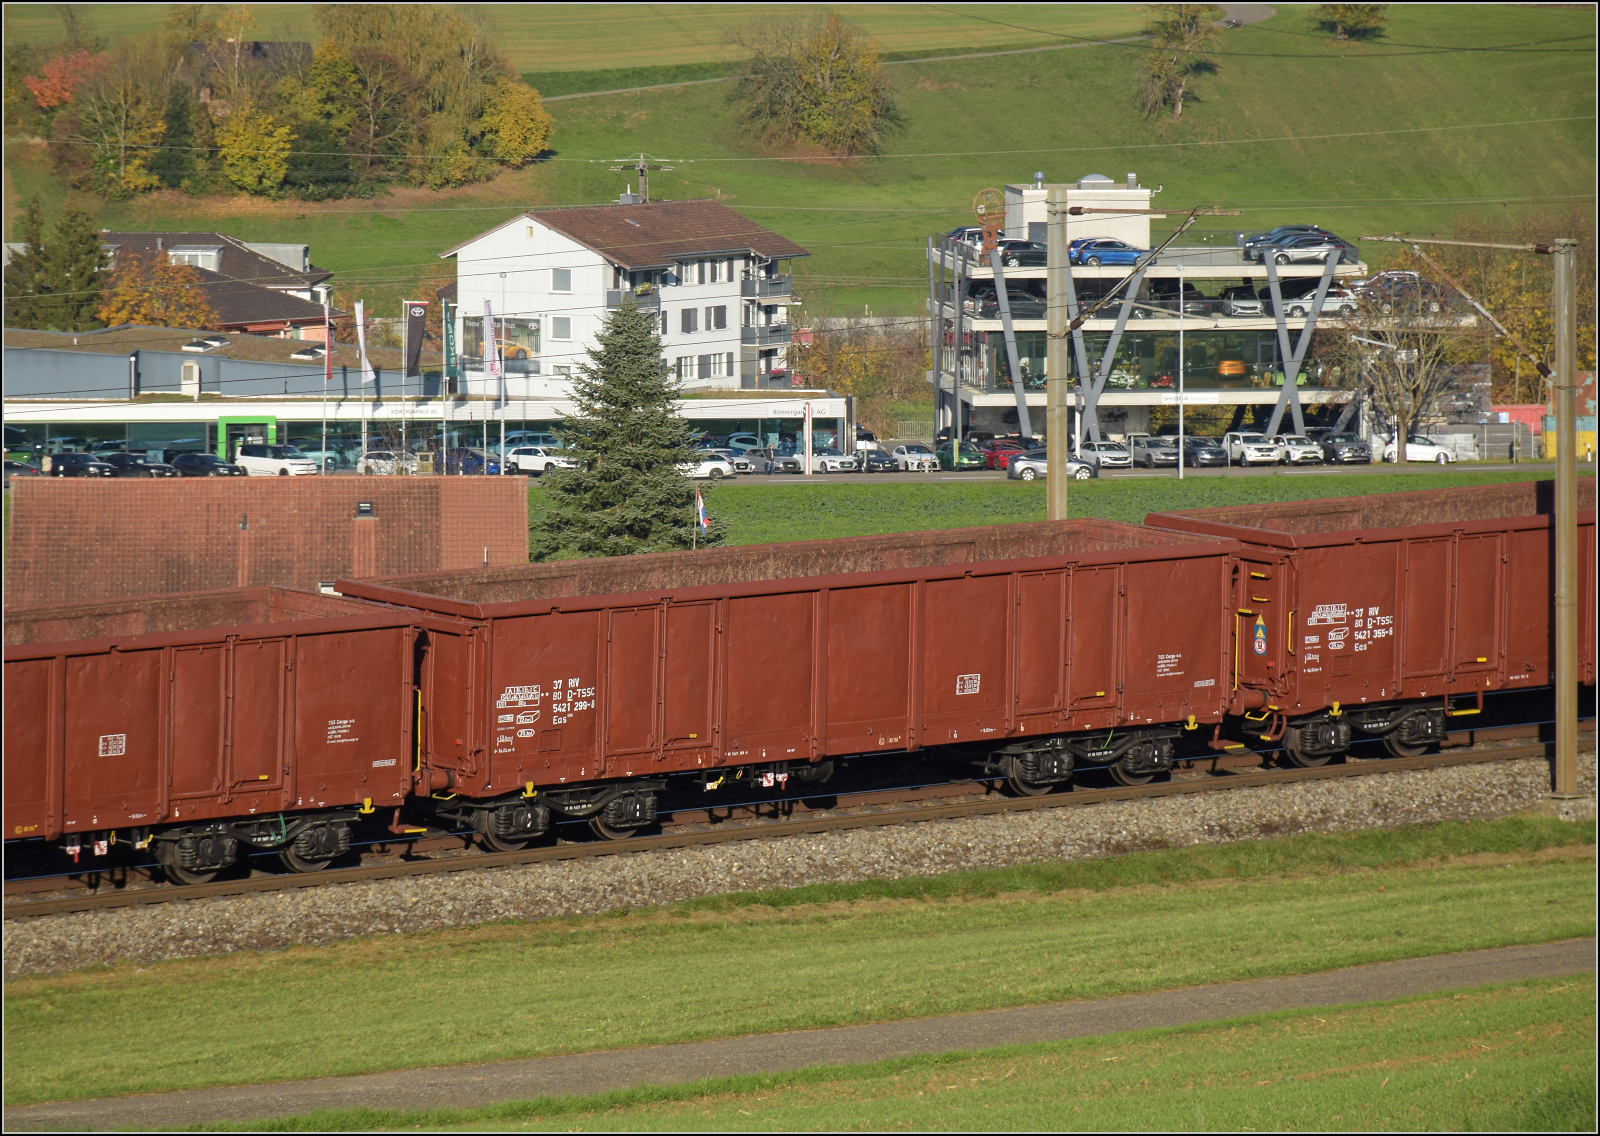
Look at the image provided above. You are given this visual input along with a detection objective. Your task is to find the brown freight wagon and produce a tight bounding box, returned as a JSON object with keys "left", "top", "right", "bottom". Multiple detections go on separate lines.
{"left": 3, "top": 613, "right": 457, "bottom": 882}
{"left": 1148, "top": 483, "right": 1597, "bottom": 766}
{"left": 339, "top": 520, "right": 1245, "bottom": 843}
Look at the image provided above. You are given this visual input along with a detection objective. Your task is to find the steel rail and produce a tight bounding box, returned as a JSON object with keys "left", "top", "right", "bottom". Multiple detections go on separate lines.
{"left": 3, "top": 738, "right": 1574, "bottom": 921}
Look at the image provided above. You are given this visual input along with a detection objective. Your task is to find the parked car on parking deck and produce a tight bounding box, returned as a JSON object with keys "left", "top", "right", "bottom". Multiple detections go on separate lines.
{"left": 1006, "top": 450, "right": 1098, "bottom": 481}
{"left": 1129, "top": 436, "right": 1179, "bottom": 468}
{"left": 1355, "top": 271, "right": 1449, "bottom": 314}
{"left": 1271, "top": 435, "right": 1325, "bottom": 465}
{"left": 171, "top": 452, "right": 246, "bottom": 477}
{"left": 704, "top": 448, "right": 756, "bottom": 474}
{"left": 892, "top": 443, "right": 938, "bottom": 472}
{"left": 1069, "top": 238, "right": 1146, "bottom": 266}
{"left": 1319, "top": 434, "right": 1373, "bottom": 464}
{"left": 1221, "top": 285, "right": 1265, "bottom": 317}
{"left": 994, "top": 238, "right": 1047, "bottom": 267}
{"left": 40, "top": 452, "right": 116, "bottom": 477}
{"left": 96, "top": 452, "right": 179, "bottom": 478}
{"left": 1382, "top": 435, "right": 1457, "bottom": 464}
{"left": 234, "top": 444, "right": 321, "bottom": 476}
{"left": 1078, "top": 440, "right": 1132, "bottom": 469}
{"left": 1247, "top": 232, "right": 1359, "bottom": 266}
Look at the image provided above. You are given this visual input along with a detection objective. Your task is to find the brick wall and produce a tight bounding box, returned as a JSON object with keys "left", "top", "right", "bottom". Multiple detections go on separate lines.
{"left": 5, "top": 477, "right": 527, "bottom": 609}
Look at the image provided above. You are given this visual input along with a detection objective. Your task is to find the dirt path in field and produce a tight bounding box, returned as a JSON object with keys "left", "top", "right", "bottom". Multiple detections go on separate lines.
{"left": 6, "top": 936, "right": 1587, "bottom": 1131}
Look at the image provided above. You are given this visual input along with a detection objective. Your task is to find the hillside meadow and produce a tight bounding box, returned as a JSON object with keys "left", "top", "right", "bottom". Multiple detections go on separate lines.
{"left": 3, "top": 5, "right": 1593, "bottom": 315}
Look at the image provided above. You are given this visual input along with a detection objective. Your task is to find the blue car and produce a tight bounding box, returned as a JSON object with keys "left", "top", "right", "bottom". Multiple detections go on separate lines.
{"left": 1069, "top": 238, "right": 1147, "bottom": 267}
{"left": 444, "top": 447, "right": 503, "bottom": 475}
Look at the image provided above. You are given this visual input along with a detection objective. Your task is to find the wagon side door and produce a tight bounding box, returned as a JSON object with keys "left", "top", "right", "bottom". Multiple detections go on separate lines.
{"left": 604, "top": 606, "right": 660, "bottom": 774}
{"left": 1066, "top": 566, "right": 1120, "bottom": 716}
{"left": 1452, "top": 532, "right": 1503, "bottom": 677}
{"left": 4, "top": 658, "right": 56, "bottom": 840}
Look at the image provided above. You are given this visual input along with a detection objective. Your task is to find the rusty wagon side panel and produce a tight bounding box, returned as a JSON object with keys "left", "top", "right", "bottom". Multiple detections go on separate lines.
{"left": 4, "top": 616, "right": 425, "bottom": 843}
{"left": 340, "top": 520, "right": 1242, "bottom": 794}
{"left": 1147, "top": 486, "right": 1596, "bottom": 716}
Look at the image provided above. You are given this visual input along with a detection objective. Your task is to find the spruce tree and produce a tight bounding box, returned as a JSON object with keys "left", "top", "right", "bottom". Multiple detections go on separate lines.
{"left": 533, "top": 300, "right": 726, "bottom": 558}
{"left": 2, "top": 197, "right": 49, "bottom": 328}
{"left": 44, "top": 209, "right": 109, "bottom": 331}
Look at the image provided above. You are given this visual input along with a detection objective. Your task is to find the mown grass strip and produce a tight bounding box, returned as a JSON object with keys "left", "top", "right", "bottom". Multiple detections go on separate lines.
{"left": 209, "top": 977, "right": 1598, "bottom": 1132}
{"left": 4, "top": 818, "right": 1592, "bottom": 1106}
{"left": 530, "top": 471, "right": 1567, "bottom": 550}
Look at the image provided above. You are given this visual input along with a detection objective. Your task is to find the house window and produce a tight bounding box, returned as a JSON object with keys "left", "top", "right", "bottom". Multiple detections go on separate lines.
{"left": 698, "top": 354, "right": 713, "bottom": 380}
{"left": 552, "top": 317, "right": 571, "bottom": 339}
{"left": 681, "top": 308, "right": 698, "bottom": 334}
{"left": 675, "top": 355, "right": 694, "bottom": 380}
{"left": 706, "top": 306, "right": 727, "bottom": 331}
{"left": 708, "top": 260, "right": 720, "bottom": 284}
{"left": 552, "top": 268, "right": 572, "bottom": 292}
{"left": 554, "top": 365, "right": 571, "bottom": 375}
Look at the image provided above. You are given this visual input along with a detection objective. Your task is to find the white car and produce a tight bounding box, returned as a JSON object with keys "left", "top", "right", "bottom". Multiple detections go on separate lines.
{"left": 682, "top": 454, "right": 736, "bottom": 480}
{"left": 234, "top": 444, "right": 321, "bottom": 476}
{"left": 1222, "top": 432, "right": 1283, "bottom": 466}
{"left": 1383, "top": 435, "right": 1457, "bottom": 464}
{"left": 892, "top": 443, "right": 937, "bottom": 472}
{"left": 506, "top": 446, "right": 576, "bottom": 475}
{"left": 809, "top": 447, "right": 859, "bottom": 473}
{"left": 706, "top": 448, "right": 756, "bottom": 474}
{"left": 725, "top": 434, "right": 765, "bottom": 453}
{"left": 1270, "top": 435, "right": 1324, "bottom": 465}
{"left": 1079, "top": 441, "right": 1132, "bottom": 469}
{"left": 356, "top": 450, "right": 420, "bottom": 475}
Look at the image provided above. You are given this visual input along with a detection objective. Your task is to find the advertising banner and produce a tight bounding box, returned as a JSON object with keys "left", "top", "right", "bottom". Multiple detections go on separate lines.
{"left": 404, "top": 300, "right": 428, "bottom": 378}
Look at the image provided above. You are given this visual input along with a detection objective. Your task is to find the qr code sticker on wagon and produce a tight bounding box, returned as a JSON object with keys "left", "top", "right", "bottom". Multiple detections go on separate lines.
{"left": 98, "top": 734, "right": 127, "bottom": 757}
{"left": 955, "top": 673, "right": 982, "bottom": 695}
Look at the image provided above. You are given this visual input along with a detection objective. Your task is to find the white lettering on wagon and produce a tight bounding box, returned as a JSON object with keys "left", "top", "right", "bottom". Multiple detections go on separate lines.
{"left": 98, "top": 734, "right": 126, "bottom": 757}
{"left": 1156, "top": 653, "right": 1184, "bottom": 678}
{"left": 371, "top": 758, "right": 396, "bottom": 768}
{"left": 326, "top": 718, "right": 358, "bottom": 744}
{"left": 955, "top": 673, "right": 981, "bottom": 695}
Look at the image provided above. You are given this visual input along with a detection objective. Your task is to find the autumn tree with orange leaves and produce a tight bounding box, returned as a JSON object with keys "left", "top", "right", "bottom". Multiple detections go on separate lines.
{"left": 97, "top": 252, "right": 218, "bottom": 329}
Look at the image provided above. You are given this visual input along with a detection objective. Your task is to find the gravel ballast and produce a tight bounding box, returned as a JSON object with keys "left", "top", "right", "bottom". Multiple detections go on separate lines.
{"left": 5, "top": 753, "right": 1594, "bottom": 978}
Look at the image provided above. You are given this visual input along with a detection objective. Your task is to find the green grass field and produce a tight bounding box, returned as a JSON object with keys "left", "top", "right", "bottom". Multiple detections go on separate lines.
{"left": 5, "top": 5, "right": 1592, "bottom": 314}
{"left": 220, "top": 978, "right": 1598, "bottom": 1132}
{"left": 582, "top": 469, "right": 1569, "bottom": 548}
{"left": 5, "top": 817, "right": 1592, "bottom": 1107}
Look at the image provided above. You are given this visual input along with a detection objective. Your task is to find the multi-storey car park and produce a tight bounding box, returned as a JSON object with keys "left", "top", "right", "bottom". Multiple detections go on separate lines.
{"left": 929, "top": 173, "right": 1384, "bottom": 445}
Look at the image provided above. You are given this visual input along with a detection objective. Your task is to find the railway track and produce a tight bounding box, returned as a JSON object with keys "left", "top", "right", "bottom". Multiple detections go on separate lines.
{"left": 6, "top": 723, "right": 1584, "bottom": 921}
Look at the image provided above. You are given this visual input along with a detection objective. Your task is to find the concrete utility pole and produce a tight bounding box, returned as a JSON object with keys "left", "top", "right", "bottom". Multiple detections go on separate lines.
{"left": 1552, "top": 238, "right": 1579, "bottom": 799}
{"left": 1046, "top": 186, "right": 1070, "bottom": 520}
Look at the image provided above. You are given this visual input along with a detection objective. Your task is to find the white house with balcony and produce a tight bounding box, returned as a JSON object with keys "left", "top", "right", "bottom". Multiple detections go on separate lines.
{"left": 441, "top": 198, "right": 809, "bottom": 397}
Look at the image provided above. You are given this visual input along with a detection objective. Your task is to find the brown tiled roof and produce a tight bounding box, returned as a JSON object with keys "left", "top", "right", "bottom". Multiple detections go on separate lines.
{"left": 99, "top": 232, "right": 332, "bottom": 291}
{"left": 191, "top": 269, "right": 337, "bottom": 329}
{"left": 442, "top": 201, "right": 810, "bottom": 270}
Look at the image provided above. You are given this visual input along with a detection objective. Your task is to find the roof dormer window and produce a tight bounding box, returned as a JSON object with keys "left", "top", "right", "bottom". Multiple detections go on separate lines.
{"left": 169, "top": 246, "right": 222, "bottom": 271}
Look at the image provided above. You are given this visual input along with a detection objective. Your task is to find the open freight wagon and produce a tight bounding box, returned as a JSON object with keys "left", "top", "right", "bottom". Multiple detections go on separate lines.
{"left": 340, "top": 518, "right": 1250, "bottom": 843}
{"left": 2, "top": 612, "right": 471, "bottom": 882}
{"left": 1148, "top": 481, "right": 1597, "bottom": 765}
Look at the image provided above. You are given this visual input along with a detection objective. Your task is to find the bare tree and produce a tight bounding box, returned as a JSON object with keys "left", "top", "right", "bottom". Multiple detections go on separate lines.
{"left": 1327, "top": 292, "right": 1483, "bottom": 465}
{"left": 1135, "top": 4, "right": 1222, "bottom": 121}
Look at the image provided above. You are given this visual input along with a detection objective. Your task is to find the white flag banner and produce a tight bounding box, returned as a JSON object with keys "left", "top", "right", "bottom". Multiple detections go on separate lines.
{"left": 355, "top": 299, "right": 376, "bottom": 385}
{"left": 484, "top": 299, "right": 502, "bottom": 382}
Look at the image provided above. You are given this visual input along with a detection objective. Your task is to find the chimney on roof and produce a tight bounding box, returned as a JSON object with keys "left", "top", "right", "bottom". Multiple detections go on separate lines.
{"left": 1126, "top": 173, "right": 1138, "bottom": 189}
{"left": 1034, "top": 172, "right": 1044, "bottom": 189}
{"left": 618, "top": 182, "right": 640, "bottom": 205}
{"left": 157, "top": 238, "right": 163, "bottom": 251}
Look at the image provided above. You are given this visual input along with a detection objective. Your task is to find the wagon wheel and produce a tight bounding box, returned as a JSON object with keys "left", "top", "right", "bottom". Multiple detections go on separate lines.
{"left": 589, "top": 818, "right": 639, "bottom": 841}
{"left": 1108, "top": 762, "right": 1155, "bottom": 787}
{"left": 157, "top": 844, "right": 218, "bottom": 886}
{"left": 1383, "top": 734, "right": 1430, "bottom": 759}
{"left": 278, "top": 847, "right": 332, "bottom": 873}
{"left": 478, "top": 830, "right": 530, "bottom": 853}
{"left": 1279, "top": 729, "right": 1333, "bottom": 768}
{"left": 1004, "top": 754, "right": 1062, "bottom": 797}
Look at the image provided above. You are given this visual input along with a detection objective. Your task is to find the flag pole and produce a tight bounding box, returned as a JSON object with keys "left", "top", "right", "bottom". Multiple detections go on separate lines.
{"left": 321, "top": 300, "right": 330, "bottom": 473}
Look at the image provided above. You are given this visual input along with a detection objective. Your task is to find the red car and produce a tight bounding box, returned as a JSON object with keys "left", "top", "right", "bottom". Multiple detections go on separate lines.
{"left": 976, "top": 438, "right": 1029, "bottom": 470}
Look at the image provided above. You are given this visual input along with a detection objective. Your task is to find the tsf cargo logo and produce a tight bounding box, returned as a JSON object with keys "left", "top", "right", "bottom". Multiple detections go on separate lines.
{"left": 1252, "top": 616, "right": 1268, "bottom": 656}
